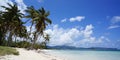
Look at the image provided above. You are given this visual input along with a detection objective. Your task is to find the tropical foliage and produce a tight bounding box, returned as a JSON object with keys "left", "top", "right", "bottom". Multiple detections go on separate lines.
{"left": 0, "top": 3, "right": 52, "bottom": 49}
{"left": 25, "top": 6, "right": 52, "bottom": 49}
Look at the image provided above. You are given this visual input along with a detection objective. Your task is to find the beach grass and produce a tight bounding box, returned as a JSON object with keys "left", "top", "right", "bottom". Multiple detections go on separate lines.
{"left": 0, "top": 46, "right": 19, "bottom": 56}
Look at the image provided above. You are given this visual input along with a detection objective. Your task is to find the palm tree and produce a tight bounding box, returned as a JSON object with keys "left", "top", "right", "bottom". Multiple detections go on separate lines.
{"left": 25, "top": 7, "right": 52, "bottom": 49}
{"left": 14, "top": 25, "right": 28, "bottom": 47}
{"left": 0, "top": 7, "right": 8, "bottom": 45}
{"left": 43, "top": 34, "right": 50, "bottom": 48}
{"left": 33, "top": 7, "right": 52, "bottom": 47}
{"left": 0, "top": 12, "right": 4, "bottom": 45}
{"left": 25, "top": 6, "right": 36, "bottom": 32}
{"left": 35, "top": 7, "right": 52, "bottom": 34}
{"left": 1, "top": 3, "right": 26, "bottom": 46}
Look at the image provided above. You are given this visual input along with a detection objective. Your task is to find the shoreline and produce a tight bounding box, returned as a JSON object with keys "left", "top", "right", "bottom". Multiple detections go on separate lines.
{"left": 0, "top": 48, "right": 66, "bottom": 60}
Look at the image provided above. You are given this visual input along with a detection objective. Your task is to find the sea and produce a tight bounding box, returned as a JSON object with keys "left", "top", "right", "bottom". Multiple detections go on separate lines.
{"left": 46, "top": 50, "right": 120, "bottom": 60}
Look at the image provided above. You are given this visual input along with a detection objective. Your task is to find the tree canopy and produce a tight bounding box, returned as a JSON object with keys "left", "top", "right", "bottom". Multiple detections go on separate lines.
{"left": 0, "top": 3, "right": 52, "bottom": 49}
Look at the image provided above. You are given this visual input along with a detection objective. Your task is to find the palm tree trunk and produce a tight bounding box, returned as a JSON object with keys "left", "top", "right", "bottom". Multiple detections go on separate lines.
{"left": 32, "top": 32, "right": 39, "bottom": 49}
{"left": 15, "top": 35, "right": 17, "bottom": 47}
{"left": 8, "top": 32, "right": 13, "bottom": 46}
{"left": 0, "top": 33, "right": 2, "bottom": 45}
{"left": 30, "top": 22, "right": 33, "bottom": 35}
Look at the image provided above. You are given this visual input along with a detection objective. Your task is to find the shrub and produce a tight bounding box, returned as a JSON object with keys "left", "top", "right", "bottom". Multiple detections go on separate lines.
{"left": 0, "top": 46, "right": 19, "bottom": 56}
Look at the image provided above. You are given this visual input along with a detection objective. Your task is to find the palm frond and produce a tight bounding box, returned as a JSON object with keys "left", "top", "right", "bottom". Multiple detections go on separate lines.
{"left": 45, "top": 18, "right": 52, "bottom": 24}
{"left": 45, "top": 11, "right": 50, "bottom": 17}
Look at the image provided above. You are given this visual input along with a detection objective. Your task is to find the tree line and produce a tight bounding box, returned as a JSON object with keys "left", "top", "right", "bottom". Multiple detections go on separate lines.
{"left": 0, "top": 3, "right": 52, "bottom": 49}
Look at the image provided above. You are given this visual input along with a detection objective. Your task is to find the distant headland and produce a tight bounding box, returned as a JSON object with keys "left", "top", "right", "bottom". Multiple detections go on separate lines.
{"left": 48, "top": 45, "right": 120, "bottom": 51}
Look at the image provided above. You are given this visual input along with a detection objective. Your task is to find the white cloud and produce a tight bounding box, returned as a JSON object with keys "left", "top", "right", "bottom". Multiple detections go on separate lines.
{"left": 69, "top": 16, "right": 85, "bottom": 22}
{"left": 61, "top": 18, "right": 67, "bottom": 22}
{"left": 44, "top": 24, "right": 110, "bottom": 47}
{"left": 98, "top": 36, "right": 110, "bottom": 42}
{"left": 61, "top": 16, "right": 85, "bottom": 22}
{"left": 108, "top": 25, "right": 120, "bottom": 29}
{"left": 75, "top": 35, "right": 110, "bottom": 48}
{"left": 44, "top": 24, "right": 80, "bottom": 46}
{"left": 82, "top": 24, "right": 93, "bottom": 38}
{"left": 25, "top": 24, "right": 110, "bottom": 48}
{"left": 107, "top": 16, "right": 120, "bottom": 29}
{"left": 15, "top": 0, "right": 27, "bottom": 14}
{"left": 0, "top": 0, "right": 13, "bottom": 11}
{"left": 77, "top": 25, "right": 107, "bottom": 44}
{"left": 0, "top": 0, "right": 27, "bottom": 14}
{"left": 26, "top": 26, "right": 35, "bottom": 32}
{"left": 111, "top": 16, "right": 120, "bottom": 24}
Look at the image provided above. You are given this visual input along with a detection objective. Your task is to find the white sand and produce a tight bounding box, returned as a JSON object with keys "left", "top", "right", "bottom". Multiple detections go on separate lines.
{"left": 0, "top": 48, "right": 65, "bottom": 60}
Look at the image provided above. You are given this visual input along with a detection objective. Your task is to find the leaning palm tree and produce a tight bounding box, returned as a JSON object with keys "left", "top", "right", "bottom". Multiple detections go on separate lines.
{"left": 25, "top": 6, "right": 36, "bottom": 34}
{"left": 35, "top": 7, "right": 52, "bottom": 34}
{"left": 33, "top": 7, "right": 52, "bottom": 48}
{"left": 25, "top": 7, "right": 52, "bottom": 49}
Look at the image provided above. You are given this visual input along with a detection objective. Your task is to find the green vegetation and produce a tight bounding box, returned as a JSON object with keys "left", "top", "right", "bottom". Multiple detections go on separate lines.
{"left": 25, "top": 6, "right": 52, "bottom": 49}
{"left": 0, "top": 2, "right": 52, "bottom": 55}
{"left": 0, "top": 46, "right": 19, "bottom": 56}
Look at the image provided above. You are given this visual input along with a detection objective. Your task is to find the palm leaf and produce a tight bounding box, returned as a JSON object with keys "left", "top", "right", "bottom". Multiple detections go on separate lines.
{"left": 45, "top": 18, "right": 52, "bottom": 24}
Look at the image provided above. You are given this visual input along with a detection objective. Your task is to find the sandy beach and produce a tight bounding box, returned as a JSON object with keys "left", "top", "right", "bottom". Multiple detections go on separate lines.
{"left": 0, "top": 48, "right": 65, "bottom": 60}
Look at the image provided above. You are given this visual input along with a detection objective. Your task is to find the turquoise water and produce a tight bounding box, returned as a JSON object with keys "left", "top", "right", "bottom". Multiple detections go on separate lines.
{"left": 47, "top": 50, "right": 120, "bottom": 60}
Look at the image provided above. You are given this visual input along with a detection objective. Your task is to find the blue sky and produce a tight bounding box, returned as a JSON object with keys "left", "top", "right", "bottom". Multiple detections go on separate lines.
{"left": 0, "top": 0, "right": 120, "bottom": 49}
